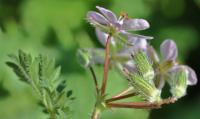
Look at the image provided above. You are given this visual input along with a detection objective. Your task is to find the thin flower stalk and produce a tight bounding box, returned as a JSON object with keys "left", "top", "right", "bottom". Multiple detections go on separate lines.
{"left": 105, "top": 92, "right": 138, "bottom": 103}
{"left": 89, "top": 66, "right": 99, "bottom": 95}
{"left": 106, "top": 97, "right": 176, "bottom": 109}
{"left": 101, "top": 34, "right": 111, "bottom": 96}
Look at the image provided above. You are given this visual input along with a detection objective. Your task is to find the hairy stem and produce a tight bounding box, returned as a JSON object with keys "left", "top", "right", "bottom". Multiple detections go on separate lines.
{"left": 101, "top": 35, "right": 111, "bottom": 96}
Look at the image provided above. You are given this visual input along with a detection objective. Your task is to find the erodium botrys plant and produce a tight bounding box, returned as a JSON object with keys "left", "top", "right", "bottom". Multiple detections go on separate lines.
{"left": 77, "top": 6, "right": 198, "bottom": 119}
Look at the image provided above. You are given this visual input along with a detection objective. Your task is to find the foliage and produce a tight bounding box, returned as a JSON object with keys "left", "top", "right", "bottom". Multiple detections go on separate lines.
{"left": 6, "top": 50, "right": 74, "bottom": 119}
{"left": 0, "top": 0, "right": 200, "bottom": 119}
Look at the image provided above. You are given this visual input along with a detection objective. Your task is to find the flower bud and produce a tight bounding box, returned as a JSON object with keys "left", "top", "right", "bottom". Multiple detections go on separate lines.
{"left": 170, "top": 68, "right": 187, "bottom": 99}
{"left": 129, "top": 73, "right": 161, "bottom": 102}
{"left": 132, "top": 51, "right": 155, "bottom": 81}
{"left": 77, "top": 49, "right": 92, "bottom": 68}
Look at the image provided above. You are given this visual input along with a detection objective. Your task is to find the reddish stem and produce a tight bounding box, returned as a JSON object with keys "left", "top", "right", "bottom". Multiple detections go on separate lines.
{"left": 107, "top": 102, "right": 160, "bottom": 109}
{"left": 105, "top": 92, "right": 138, "bottom": 103}
{"left": 101, "top": 35, "right": 111, "bottom": 96}
{"left": 106, "top": 97, "right": 177, "bottom": 109}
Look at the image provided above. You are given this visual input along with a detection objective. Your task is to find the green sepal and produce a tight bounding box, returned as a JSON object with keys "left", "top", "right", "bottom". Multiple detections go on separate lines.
{"left": 170, "top": 69, "right": 187, "bottom": 99}
{"left": 77, "top": 49, "right": 92, "bottom": 68}
{"left": 129, "top": 73, "right": 161, "bottom": 102}
{"left": 132, "top": 51, "right": 155, "bottom": 81}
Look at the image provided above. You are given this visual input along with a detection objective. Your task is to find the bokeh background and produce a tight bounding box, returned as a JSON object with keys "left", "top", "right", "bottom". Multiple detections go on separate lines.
{"left": 0, "top": 0, "right": 200, "bottom": 119}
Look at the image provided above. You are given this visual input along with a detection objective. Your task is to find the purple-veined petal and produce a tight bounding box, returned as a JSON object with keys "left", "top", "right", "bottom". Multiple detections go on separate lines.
{"left": 117, "top": 38, "right": 148, "bottom": 59}
{"left": 87, "top": 11, "right": 109, "bottom": 25}
{"left": 120, "top": 32, "right": 152, "bottom": 45}
{"left": 122, "top": 19, "right": 150, "bottom": 31}
{"left": 91, "top": 48, "right": 105, "bottom": 64}
{"left": 96, "top": 6, "right": 117, "bottom": 23}
{"left": 81, "top": 48, "right": 105, "bottom": 65}
{"left": 185, "top": 66, "right": 198, "bottom": 85}
{"left": 120, "top": 31, "right": 153, "bottom": 41}
{"left": 123, "top": 61, "right": 138, "bottom": 73}
{"left": 95, "top": 28, "right": 116, "bottom": 46}
{"left": 129, "top": 38, "right": 148, "bottom": 50}
{"left": 160, "top": 39, "right": 178, "bottom": 61}
{"left": 117, "top": 46, "right": 135, "bottom": 58}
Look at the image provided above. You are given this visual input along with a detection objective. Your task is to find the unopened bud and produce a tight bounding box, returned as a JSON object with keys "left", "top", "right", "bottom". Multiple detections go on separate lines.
{"left": 132, "top": 51, "right": 155, "bottom": 81}
{"left": 170, "top": 68, "right": 187, "bottom": 99}
{"left": 77, "top": 49, "right": 92, "bottom": 68}
{"left": 129, "top": 73, "right": 161, "bottom": 102}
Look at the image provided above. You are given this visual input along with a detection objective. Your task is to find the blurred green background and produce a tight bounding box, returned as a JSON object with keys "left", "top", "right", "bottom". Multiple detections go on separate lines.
{"left": 0, "top": 0, "right": 200, "bottom": 119}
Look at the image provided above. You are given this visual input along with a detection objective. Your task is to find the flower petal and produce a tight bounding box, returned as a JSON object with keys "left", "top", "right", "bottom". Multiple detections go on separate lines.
{"left": 122, "top": 19, "right": 150, "bottom": 31}
{"left": 117, "top": 38, "right": 149, "bottom": 59}
{"left": 96, "top": 6, "right": 117, "bottom": 23}
{"left": 123, "top": 61, "right": 138, "bottom": 73}
{"left": 87, "top": 11, "right": 109, "bottom": 25}
{"left": 79, "top": 48, "right": 105, "bottom": 65}
{"left": 137, "top": 39, "right": 148, "bottom": 51}
{"left": 185, "top": 66, "right": 198, "bottom": 85}
{"left": 146, "top": 46, "right": 160, "bottom": 63}
{"left": 95, "top": 28, "right": 116, "bottom": 46}
{"left": 120, "top": 31, "right": 153, "bottom": 40}
{"left": 160, "top": 39, "right": 178, "bottom": 61}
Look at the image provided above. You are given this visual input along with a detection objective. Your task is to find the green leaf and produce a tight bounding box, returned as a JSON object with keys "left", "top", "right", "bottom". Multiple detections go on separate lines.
{"left": 6, "top": 50, "right": 73, "bottom": 118}
{"left": 18, "top": 50, "right": 32, "bottom": 75}
{"left": 6, "top": 61, "right": 29, "bottom": 83}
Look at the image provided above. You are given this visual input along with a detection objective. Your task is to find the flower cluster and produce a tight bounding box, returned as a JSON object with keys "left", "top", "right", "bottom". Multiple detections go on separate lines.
{"left": 78, "top": 6, "right": 198, "bottom": 118}
{"left": 87, "top": 6, "right": 152, "bottom": 48}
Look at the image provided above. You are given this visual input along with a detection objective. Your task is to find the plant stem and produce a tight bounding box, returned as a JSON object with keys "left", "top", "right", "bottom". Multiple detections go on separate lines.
{"left": 107, "top": 102, "right": 159, "bottom": 109}
{"left": 101, "top": 34, "right": 111, "bottom": 96}
{"left": 89, "top": 66, "right": 99, "bottom": 95}
{"left": 107, "top": 97, "right": 177, "bottom": 109}
{"left": 91, "top": 106, "right": 101, "bottom": 119}
{"left": 49, "top": 111, "right": 57, "bottom": 119}
{"left": 111, "top": 87, "right": 134, "bottom": 98}
{"left": 159, "top": 97, "right": 177, "bottom": 105}
{"left": 105, "top": 92, "right": 138, "bottom": 103}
